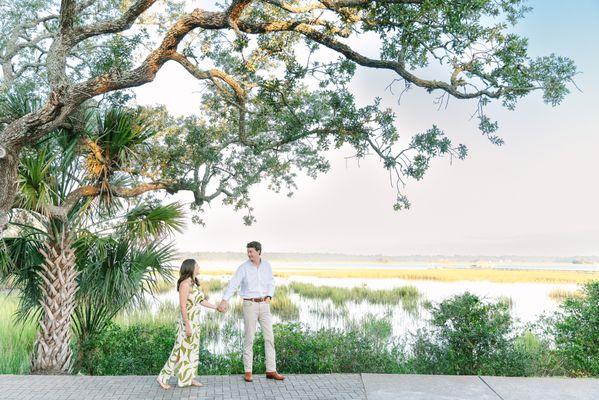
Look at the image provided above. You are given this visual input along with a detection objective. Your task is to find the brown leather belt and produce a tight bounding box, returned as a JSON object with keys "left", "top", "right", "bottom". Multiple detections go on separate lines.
{"left": 244, "top": 297, "right": 267, "bottom": 302}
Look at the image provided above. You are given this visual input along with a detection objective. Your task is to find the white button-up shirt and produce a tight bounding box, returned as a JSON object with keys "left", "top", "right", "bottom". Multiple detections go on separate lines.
{"left": 222, "top": 259, "right": 275, "bottom": 301}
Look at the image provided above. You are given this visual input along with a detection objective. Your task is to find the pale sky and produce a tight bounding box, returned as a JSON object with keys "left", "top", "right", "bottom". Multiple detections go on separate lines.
{"left": 134, "top": 1, "right": 599, "bottom": 257}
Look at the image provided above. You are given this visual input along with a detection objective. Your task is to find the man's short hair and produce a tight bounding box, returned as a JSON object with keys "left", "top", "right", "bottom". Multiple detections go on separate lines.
{"left": 246, "top": 241, "right": 262, "bottom": 254}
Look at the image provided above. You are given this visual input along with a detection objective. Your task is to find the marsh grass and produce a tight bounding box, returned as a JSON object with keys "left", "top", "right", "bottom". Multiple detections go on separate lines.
{"left": 115, "top": 300, "right": 178, "bottom": 327}
{"left": 201, "top": 267, "right": 599, "bottom": 283}
{"left": 289, "top": 282, "right": 420, "bottom": 306}
{"left": 201, "top": 279, "right": 226, "bottom": 293}
{"left": 151, "top": 278, "right": 225, "bottom": 295}
{"left": 270, "top": 285, "right": 299, "bottom": 320}
{"left": 0, "top": 292, "right": 36, "bottom": 374}
{"left": 548, "top": 288, "right": 583, "bottom": 301}
{"left": 498, "top": 296, "right": 514, "bottom": 308}
{"left": 151, "top": 278, "right": 174, "bottom": 294}
{"left": 310, "top": 302, "right": 349, "bottom": 319}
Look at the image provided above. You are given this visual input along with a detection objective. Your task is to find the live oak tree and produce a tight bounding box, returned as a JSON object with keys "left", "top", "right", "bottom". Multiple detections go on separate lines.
{"left": 0, "top": 0, "right": 577, "bottom": 233}
{"left": 0, "top": 0, "right": 577, "bottom": 373}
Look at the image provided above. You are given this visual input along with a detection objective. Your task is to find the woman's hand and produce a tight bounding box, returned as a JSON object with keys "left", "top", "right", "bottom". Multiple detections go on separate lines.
{"left": 200, "top": 300, "right": 218, "bottom": 311}
{"left": 185, "top": 321, "right": 193, "bottom": 338}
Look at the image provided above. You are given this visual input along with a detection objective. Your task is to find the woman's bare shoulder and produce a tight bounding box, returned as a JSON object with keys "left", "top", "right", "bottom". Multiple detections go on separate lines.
{"left": 179, "top": 277, "right": 193, "bottom": 289}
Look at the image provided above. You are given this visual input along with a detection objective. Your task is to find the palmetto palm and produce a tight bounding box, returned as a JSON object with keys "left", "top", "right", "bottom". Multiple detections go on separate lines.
{"left": 0, "top": 108, "right": 184, "bottom": 374}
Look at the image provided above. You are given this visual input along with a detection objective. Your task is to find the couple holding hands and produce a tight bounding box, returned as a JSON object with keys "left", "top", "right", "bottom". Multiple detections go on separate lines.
{"left": 156, "top": 241, "right": 285, "bottom": 389}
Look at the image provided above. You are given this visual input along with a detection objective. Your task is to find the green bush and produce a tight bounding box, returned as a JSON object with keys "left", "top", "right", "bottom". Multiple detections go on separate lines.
{"left": 512, "top": 331, "right": 565, "bottom": 376}
{"left": 254, "top": 322, "right": 407, "bottom": 374}
{"left": 410, "top": 292, "right": 524, "bottom": 375}
{"left": 550, "top": 281, "right": 599, "bottom": 376}
{"left": 75, "top": 322, "right": 177, "bottom": 375}
{"left": 76, "top": 320, "right": 408, "bottom": 375}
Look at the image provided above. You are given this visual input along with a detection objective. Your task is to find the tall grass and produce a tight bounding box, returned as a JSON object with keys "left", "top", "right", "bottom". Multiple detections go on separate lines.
{"left": 310, "top": 302, "right": 349, "bottom": 319}
{"left": 289, "top": 282, "right": 420, "bottom": 306}
{"left": 270, "top": 285, "right": 299, "bottom": 320}
{"left": 201, "top": 279, "right": 226, "bottom": 294}
{"left": 548, "top": 288, "right": 583, "bottom": 301}
{"left": 0, "top": 292, "right": 37, "bottom": 374}
{"left": 151, "top": 278, "right": 174, "bottom": 294}
{"left": 150, "top": 278, "right": 226, "bottom": 295}
{"left": 115, "top": 300, "right": 178, "bottom": 327}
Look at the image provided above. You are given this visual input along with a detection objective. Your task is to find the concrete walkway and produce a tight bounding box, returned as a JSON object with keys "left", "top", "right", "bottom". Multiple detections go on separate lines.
{"left": 0, "top": 373, "right": 597, "bottom": 400}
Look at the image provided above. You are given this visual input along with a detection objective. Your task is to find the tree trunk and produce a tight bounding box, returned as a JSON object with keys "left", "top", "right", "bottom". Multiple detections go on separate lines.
{"left": 0, "top": 145, "right": 20, "bottom": 236}
{"left": 30, "top": 232, "right": 79, "bottom": 374}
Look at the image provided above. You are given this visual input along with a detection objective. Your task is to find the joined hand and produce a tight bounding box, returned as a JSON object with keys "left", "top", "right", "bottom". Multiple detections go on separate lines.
{"left": 217, "top": 299, "right": 229, "bottom": 313}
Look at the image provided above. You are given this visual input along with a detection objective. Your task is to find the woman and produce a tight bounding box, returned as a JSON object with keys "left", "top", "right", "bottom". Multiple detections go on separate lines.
{"left": 157, "top": 259, "right": 218, "bottom": 389}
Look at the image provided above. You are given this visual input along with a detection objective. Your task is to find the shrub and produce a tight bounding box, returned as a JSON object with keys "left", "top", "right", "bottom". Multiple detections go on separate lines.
{"left": 76, "top": 321, "right": 408, "bottom": 375}
{"left": 410, "top": 292, "right": 522, "bottom": 375}
{"left": 74, "top": 322, "right": 176, "bottom": 375}
{"left": 550, "top": 281, "right": 599, "bottom": 376}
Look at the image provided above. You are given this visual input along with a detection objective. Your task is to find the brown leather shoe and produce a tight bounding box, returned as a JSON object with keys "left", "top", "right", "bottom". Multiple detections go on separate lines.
{"left": 266, "top": 371, "right": 285, "bottom": 380}
{"left": 244, "top": 372, "right": 253, "bottom": 382}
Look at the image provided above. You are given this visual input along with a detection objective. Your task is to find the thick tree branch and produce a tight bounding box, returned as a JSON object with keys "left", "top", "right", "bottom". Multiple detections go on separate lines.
{"left": 264, "top": 0, "right": 421, "bottom": 13}
{"left": 0, "top": 9, "right": 228, "bottom": 148}
{"left": 226, "top": 0, "right": 253, "bottom": 37}
{"left": 0, "top": 15, "right": 57, "bottom": 91}
{"left": 71, "top": 0, "right": 159, "bottom": 43}
{"left": 47, "top": 181, "right": 171, "bottom": 219}
{"left": 168, "top": 52, "right": 246, "bottom": 104}
{"left": 59, "top": 0, "right": 77, "bottom": 34}
{"left": 238, "top": 21, "right": 502, "bottom": 99}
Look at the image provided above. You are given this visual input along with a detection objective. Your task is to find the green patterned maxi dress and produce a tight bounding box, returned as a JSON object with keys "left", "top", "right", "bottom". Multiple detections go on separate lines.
{"left": 158, "top": 283, "right": 205, "bottom": 387}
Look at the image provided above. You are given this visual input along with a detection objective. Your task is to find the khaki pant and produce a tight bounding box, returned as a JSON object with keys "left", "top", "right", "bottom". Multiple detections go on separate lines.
{"left": 242, "top": 300, "right": 276, "bottom": 372}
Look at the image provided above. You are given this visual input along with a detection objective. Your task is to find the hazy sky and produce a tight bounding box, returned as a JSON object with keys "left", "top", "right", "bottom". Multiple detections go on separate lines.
{"left": 135, "top": 1, "right": 599, "bottom": 256}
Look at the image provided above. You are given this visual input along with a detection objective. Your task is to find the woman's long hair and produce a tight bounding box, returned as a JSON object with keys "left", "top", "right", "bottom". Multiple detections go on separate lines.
{"left": 177, "top": 259, "right": 200, "bottom": 291}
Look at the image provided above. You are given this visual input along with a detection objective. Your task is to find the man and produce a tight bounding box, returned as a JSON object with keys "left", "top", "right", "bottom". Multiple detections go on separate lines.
{"left": 218, "top": 241, "right": 285, "bottom": 382}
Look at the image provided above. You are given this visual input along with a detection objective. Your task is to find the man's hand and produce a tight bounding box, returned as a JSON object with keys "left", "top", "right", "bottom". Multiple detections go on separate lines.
{"left": 217, "top": 299, "right": 229, "bottom": 313}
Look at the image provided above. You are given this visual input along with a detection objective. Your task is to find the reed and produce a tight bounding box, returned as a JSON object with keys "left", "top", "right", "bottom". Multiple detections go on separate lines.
{"left": 200, "top": 279, "right": 226, "bottom": 294}
{"left": 151, "top": 278, "right": 174, "bottom": 294}
{"left": 310, "top": 302, "right": 349, "bottom": 319}
{"left": 150, "top": 278, "right": 225, "bottom": 295}
{"left": 115, "top": 300, "right": 178, "bottom": 327}
{"left": 270, "top": 285, "right": 300, "bottom": 320}
{"left": 548, "top": 288, "right": 583, "bottom": 301}
{"left": 498, "top": 296, "right": 514, "bottom": 308}
{"left": 289, "top": 282, "right": 420, "bottom": 306}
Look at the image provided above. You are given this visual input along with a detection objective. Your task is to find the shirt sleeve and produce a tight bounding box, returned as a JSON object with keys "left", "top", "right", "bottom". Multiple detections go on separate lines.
{"left": 266, "top": 262, "right": 275, "bottom": 298}
{"left": 223, "top": 265, "right": 244, "bottom": 301}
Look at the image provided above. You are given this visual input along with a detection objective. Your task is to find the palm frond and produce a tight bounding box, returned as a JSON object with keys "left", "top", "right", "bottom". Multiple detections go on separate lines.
{"left": 86, "top": 108, "right": 156, "bottom": 182}
{"left": 0, "top": 90, "right": 41, "bottom": 121}
{"left": 17, "top": 149, "right": 57, "bottom": 215}
{"left": 121, "top": 202, "right": 186, "bottom": 241}
{"left": 0, "top": 233, "right": 46, "bottom": 323}
{"left": 72, "top": 233, "right": 176, "bottom": 340}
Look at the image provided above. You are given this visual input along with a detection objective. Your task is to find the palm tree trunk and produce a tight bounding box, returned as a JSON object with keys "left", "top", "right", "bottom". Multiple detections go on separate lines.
{"left": 31, "top": 232, "right": 79, "bottom": 374}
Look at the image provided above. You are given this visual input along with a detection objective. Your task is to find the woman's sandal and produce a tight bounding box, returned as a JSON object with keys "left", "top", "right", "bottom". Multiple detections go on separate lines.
{"left": 191, "top": 379, "right": 204, "bottom": 387}
{"left": 156, "top": 377, "right": 171, "bottom": 390}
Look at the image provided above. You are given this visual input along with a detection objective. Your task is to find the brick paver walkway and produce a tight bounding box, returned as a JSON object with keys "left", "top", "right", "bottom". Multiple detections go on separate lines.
{"left": 1, "top": 373, "right": 598, "bottom": 399}
{"left": 0, "top": 374, "right": 366, "bottom": 400}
